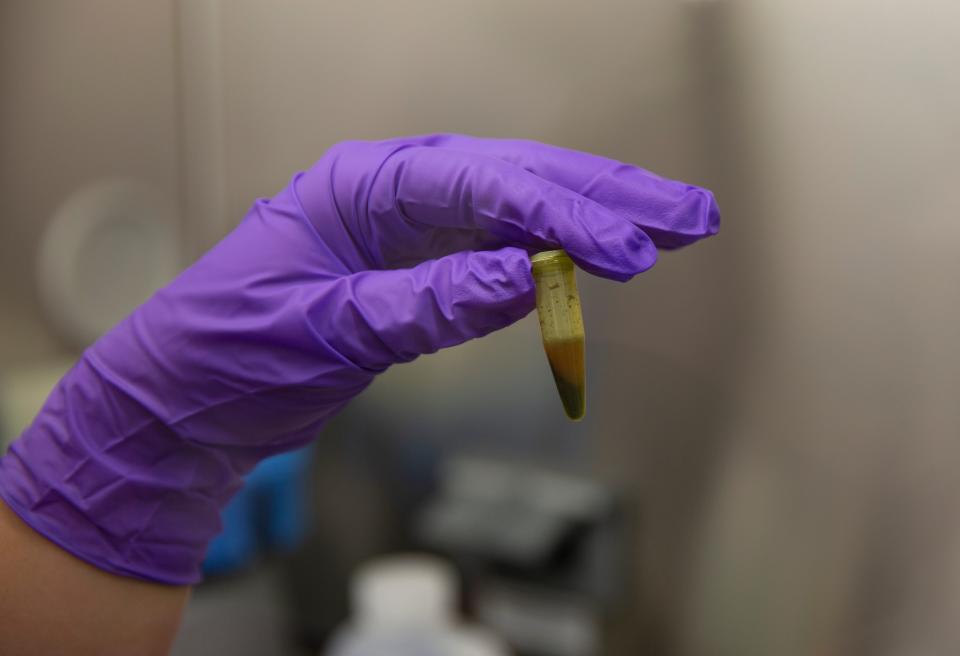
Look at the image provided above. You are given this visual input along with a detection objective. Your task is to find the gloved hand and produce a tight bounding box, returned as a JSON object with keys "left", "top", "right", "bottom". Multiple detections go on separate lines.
{"left": 0, "top": 134, "right": 718, "bottom": 584}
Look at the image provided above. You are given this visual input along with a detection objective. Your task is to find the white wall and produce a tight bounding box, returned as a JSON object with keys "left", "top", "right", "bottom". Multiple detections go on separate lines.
{"left": 686, "top": 2, "right": 960, "bottom": 654}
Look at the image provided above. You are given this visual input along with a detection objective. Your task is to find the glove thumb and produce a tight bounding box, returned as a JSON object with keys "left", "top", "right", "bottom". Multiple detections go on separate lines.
{"left": 314, "top": 247, "right": 536, "bottom": 370}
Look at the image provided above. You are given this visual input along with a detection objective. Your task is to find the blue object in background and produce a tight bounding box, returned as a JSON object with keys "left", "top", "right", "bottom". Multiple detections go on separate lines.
{"left": 202, "top": 445, "right": 315, "bottom": 576}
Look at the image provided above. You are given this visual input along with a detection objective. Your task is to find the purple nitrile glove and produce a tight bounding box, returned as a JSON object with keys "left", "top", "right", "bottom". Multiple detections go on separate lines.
{"left": 0, "top": 135, "right": 719, "bottom": 584}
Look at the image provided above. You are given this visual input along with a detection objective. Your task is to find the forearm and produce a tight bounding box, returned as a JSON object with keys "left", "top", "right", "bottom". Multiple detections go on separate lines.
{"left": 0, "top": 499, "right": 188, "bottom": 656}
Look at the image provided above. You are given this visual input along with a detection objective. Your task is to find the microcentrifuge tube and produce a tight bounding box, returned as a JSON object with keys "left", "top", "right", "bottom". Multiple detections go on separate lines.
{"left": 530, "top": 250, "right": 585, "bottom": 421}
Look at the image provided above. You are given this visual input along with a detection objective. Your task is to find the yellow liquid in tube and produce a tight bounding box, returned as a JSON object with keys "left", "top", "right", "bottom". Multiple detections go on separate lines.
{"left": 530, "top": 250, "right": 585, "bottom": 421}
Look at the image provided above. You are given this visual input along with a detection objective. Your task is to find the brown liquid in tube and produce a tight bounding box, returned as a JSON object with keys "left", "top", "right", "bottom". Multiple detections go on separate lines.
{"left": 543, "top": 337, "right": 585, "bottom": 420}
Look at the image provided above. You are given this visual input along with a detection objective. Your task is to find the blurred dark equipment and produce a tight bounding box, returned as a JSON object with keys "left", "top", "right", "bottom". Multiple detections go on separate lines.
{"left": 273, "top": 406, "right": 631, "bottom": 656}
{"left": 415, "top": 456, "right": 630, "bottom": 656}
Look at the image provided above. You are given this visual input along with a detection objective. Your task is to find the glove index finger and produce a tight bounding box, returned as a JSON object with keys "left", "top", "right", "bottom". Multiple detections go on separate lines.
{"left": 409, "top": 135, "right": 721, "bottom": 249}
{"left": 373, "top": 146, "right": 658, "bottom": 281}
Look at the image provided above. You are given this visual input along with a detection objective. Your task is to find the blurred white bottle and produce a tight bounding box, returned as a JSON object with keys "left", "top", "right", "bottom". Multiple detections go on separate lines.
{"left": 325, "top": 554, "right": 509, "bottom": 656}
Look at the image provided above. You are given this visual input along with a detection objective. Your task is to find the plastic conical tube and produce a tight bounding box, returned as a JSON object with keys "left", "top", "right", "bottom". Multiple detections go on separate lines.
{"left": 530, "top": 250, "right": 585, "bottom": 421}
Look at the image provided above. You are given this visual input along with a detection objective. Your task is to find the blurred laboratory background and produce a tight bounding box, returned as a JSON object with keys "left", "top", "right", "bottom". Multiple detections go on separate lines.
{"left": 2, "top": 1, "right": 960, "bottom": 655}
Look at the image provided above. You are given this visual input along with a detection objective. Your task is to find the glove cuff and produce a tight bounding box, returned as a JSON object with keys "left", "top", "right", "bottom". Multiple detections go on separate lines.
{"left": 0, "top": 355, "right": 255, "bottom": 584}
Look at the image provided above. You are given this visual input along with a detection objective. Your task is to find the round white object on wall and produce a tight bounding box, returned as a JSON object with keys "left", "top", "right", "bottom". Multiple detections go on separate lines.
{"left": 36, "top": 179, "right": 180, "bottom": 349}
